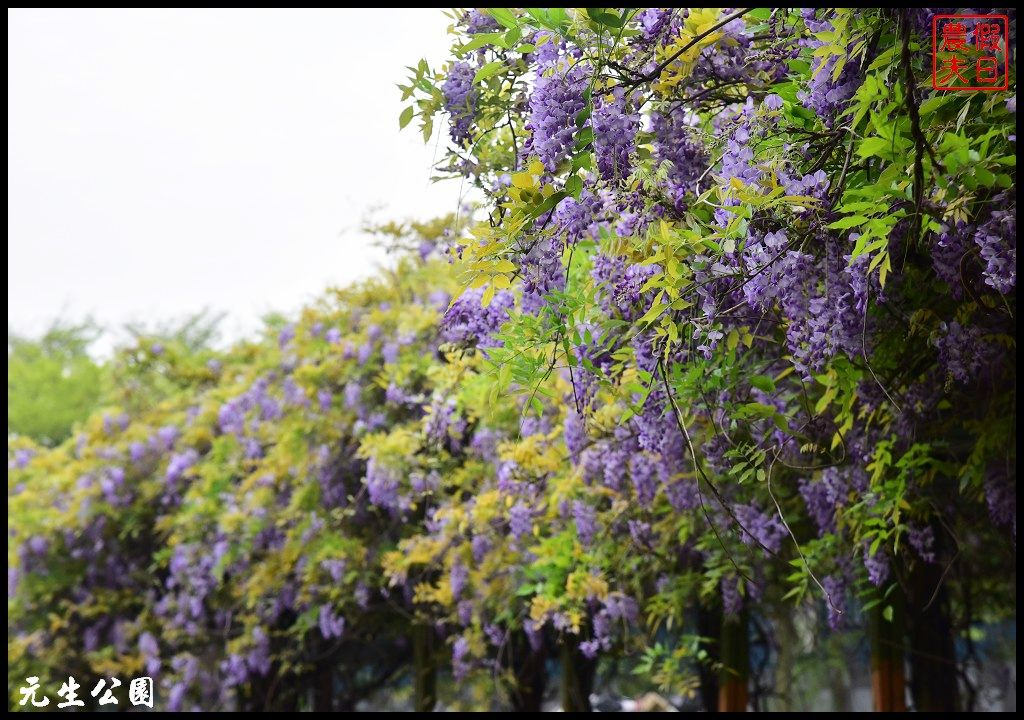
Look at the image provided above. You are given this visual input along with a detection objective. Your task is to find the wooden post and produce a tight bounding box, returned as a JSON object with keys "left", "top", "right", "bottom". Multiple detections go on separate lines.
{"left": 907, "top": 542, "right": 959, "bottom": 711}
{"left": 413, "top": 623, "right": 437, "bottom": 712}
{"left": 869, "top": 593, "right": 906, "bottom": 712}
{"left": 560, "top": 637, "right": 596, "bottom": 712}
{"left": 508, "top": 630, "right": 547, "bottom": 712}
{"left": 696, "top": 601, "right": 721, "bottom": 712}
{"left": 772, "top": 610, "right": 797, "bottom": 711}
{"left": 313, "top": 661, "right": 334, "bottom": 711}
{"left": 718, "top": 611, "right": 749, "bottom": 712}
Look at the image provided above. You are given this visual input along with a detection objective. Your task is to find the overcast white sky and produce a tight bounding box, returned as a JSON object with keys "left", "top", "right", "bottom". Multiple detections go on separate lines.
{"left": 8, "top": 8, "right": 466, "bottom": 350}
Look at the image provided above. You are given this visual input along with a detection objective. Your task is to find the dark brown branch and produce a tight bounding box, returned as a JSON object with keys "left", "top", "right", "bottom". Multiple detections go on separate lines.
{"left": 625, "top": 9, "right": 755, "bottom": 89}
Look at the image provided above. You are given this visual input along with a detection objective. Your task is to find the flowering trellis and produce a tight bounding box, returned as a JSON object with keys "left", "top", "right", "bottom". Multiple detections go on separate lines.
{"left": 397, "top": 7, "right": 1016, "bottom": 711}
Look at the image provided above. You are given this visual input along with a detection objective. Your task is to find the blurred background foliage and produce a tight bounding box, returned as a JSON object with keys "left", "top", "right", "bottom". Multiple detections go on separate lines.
{"left": 9, "top": 320, "right": 107, "bottom": 447}
{"left": 8, "top": 310, "right": 225, "bottom": 447}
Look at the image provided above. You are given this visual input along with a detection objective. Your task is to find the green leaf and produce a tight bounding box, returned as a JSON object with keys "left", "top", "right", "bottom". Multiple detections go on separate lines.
{"left": 564, "top": 175, "right": 583, "bottom": 199}
{"left": 586, "top": 8, "right": 623, "bottom": 28}
{"left": 867, "top": 46, "right": 896, "bottom": 70}
{"left": 858, "top": 136, "right": 892, "bottom": 159}
{"left": 547, "top": 8, "right": 570, "bottom": 29}
{"left": 481, "top": 284, "right": 496, "bottom": 307}
{"left": 827, "top": 215, "right": 869, "bottom": 230}
{"left": 399, "top": 105, "right": 414, "bottom": 130}
{"left": 456, "top": 32, "right": 505, "bottom": 56}
{"left": 570, "top": 152, "right": 593, "bottom": 172}
{"left": 574, "top": 127, "right": 594, "bottom": 149}
{"left": 739, "top": 402, "right": 778, "bottom": 419}
{"left": 839, "top": 201, "right": 882, "bottom": 213}
{"left": 511, "top": 171, "right": 535, "bottom": 189}
{"left": 525, "top": 8, "right": 552, "bottom": 28}
{"left": 726, "top": 329, "right": 739, "bottom": 352}
{"left": 474, "top": 61, "right": 506, "bottom": 84}
{"left": 527, "top": 190, "right": 568, "bottom": 220}
{"left": 636, "top": 294, "right": 667, "bottom": 326}
{"left": 487, "top": 8, "right": 519, "bottom": 30}
{"left": 919, "top": 94, "right": 955, "bottom": 116}
{"left": 974, "top": 166, "right": 995, "bottom": 187}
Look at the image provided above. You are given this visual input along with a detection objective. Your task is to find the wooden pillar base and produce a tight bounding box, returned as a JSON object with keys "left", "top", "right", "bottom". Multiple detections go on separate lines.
{"left": 869, "top": 593, "right": 906, "bottom": 712}
{"left": 413, "top": 623, "right": 437, "bottom": 712}
{"left": 718, "top": 611, "right": 749, "bottom": 712}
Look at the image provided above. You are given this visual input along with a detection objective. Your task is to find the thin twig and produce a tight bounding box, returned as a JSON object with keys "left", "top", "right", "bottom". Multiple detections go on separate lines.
{"left": 658, "top": 358, "right": 780, "bottom": 561}
{"left": 625, "top": 9, "right": 755, "bottom": 89}
{"left": 766, "top": 447, "right": 843, "bottom": 615}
